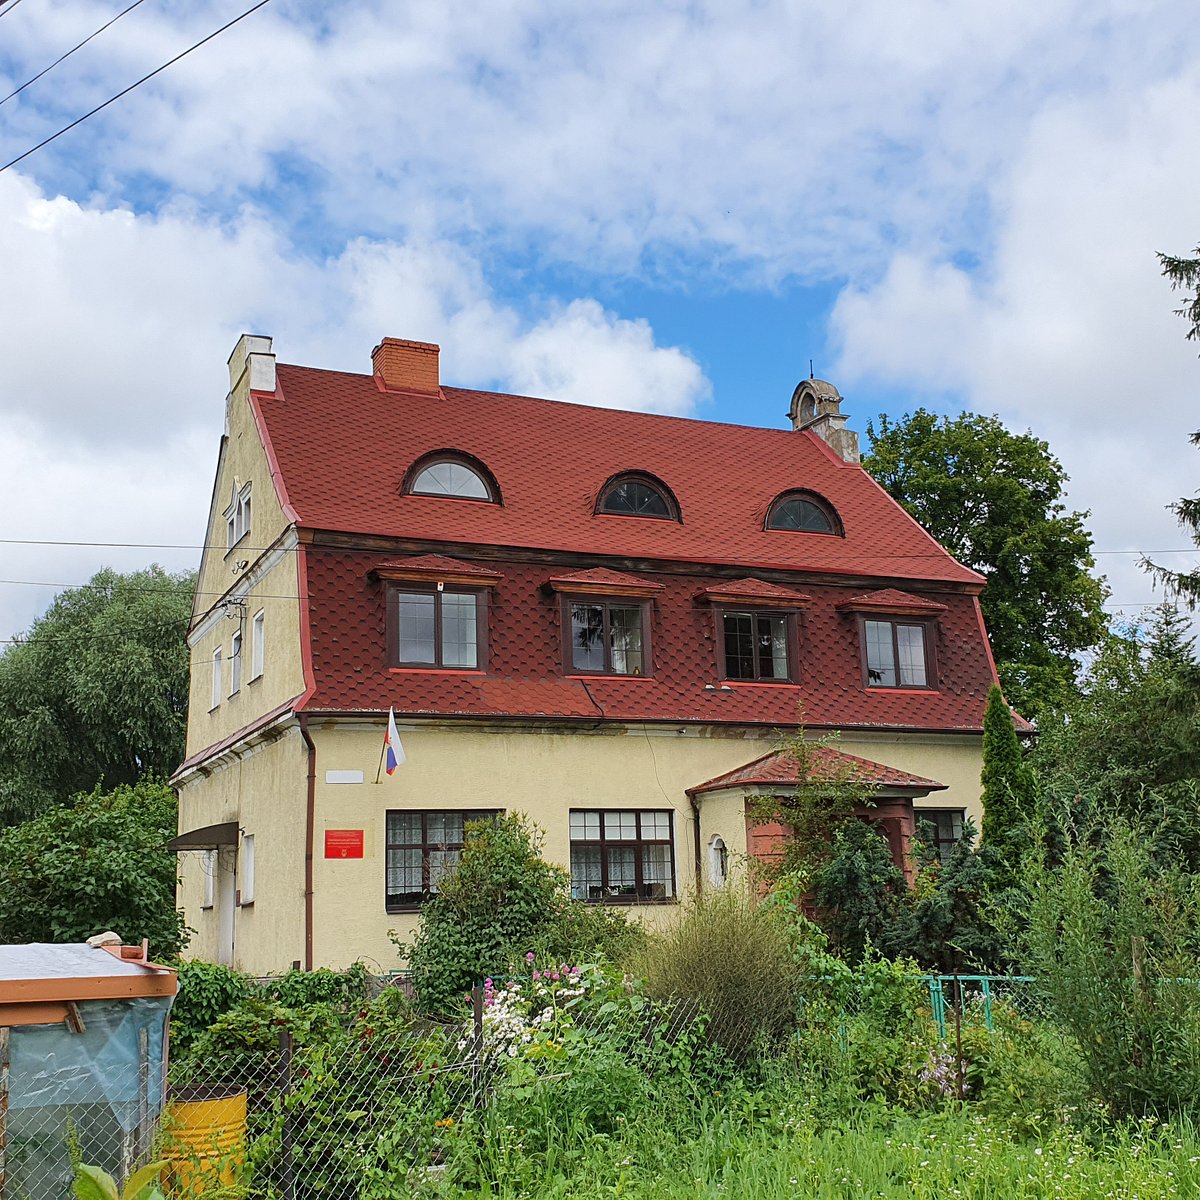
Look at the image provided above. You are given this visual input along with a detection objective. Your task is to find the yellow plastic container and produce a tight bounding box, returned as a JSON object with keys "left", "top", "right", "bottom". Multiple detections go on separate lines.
{"left": 162, "top": 1086, "right": 247, "bottom": 1198}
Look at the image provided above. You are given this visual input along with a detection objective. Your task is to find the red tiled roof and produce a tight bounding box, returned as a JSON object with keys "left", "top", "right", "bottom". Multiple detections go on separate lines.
{"left": 696, "top": 577, "right": 813, "bottom": 605}
{"left": 688, "top": 747, "right": 948, "bottom": 795}
{"left": 299, "top": 551, "right": 997, "bottom": 731}
{"left": 373, "top": 554, "right": 502, "bottom": 578}
{"left": 256, "top": 365, "right": 982, "bottom": 586}
{"left": 836, "top": 588, "right": 950, "bottom": 613}
{"left": 545, "top": 566, "right": 665, "bottom": 594}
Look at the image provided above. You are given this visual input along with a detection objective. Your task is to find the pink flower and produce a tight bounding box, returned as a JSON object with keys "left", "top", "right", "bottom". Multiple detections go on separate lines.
{"left": 525, "top": 951, "right": 536, "bottom": 963}
{"left": 533, "top": 970, "right": 540, "bottom": 980}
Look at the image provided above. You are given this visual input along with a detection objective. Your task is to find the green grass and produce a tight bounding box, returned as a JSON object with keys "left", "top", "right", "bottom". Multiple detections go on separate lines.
{"left": 434, "top": 1106, "right": 1200, "bottom": 1199}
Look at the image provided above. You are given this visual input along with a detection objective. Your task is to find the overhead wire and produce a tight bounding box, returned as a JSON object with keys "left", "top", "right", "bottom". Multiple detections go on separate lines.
{"left": 0, "top": 0, "right": 28, "bottom": 20}
{"left": 0, "top": 0, "right": 150, "bottom": 108}
{"left": 0, "top": 0, "right": 272, "bottom": 174}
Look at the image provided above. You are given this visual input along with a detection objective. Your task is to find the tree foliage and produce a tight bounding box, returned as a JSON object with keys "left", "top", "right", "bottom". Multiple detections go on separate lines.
{"left": 0, "top": 565, "right": 194, "bottom": 824}
{"left": 979, "top": 684, "right": 1035, "bottom": 875}
{"left": 1144, "top": 245, "right": 1200, "bottom": 604}
{"left": 1031, "top": 605, "right": 1200, "bottom": 869}
{"left": 402, "top": 814, "right": 640, "bottom": 1013}
{"left": 0, "top": 778, "right": 188, "bottom": 958}
{"left": 863, "top": 411, "right": 1107, "bottom": 717}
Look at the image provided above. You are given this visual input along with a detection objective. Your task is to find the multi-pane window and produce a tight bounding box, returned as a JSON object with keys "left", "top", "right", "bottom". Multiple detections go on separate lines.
{"left": 918, "top": 809, "right": 965, "bottom": 863}
{"left": 385, "top": 810, "right": 497, "bottom": 910}
{"left": 864, "top": 619, "right": 930, "bottom": 688}
{"left": 410, "top": 459, "right": 492, "bottom": 500}
{"left": 722, "top": 610, "right": 791, "bottom": 680}
{"left": 765, "top": 492, "right": 837, "bottom": 534}
{"left": 395, "top": 590, "right": 482, "bottom": 668}
{"left": 597, "top": 477, "right": 677, "bottom": 520}
{"left": 225, "top": 483, "right": 252, "bottom": 549}
{"left": 569, "top": 601, "right": 646, "bottom": 675}
{"left": 569, "top": 810, "right": 675, "bottom": 903}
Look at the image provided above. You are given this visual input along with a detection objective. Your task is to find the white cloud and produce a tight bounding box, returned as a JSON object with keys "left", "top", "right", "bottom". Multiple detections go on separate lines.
{"left": 0, "top": 172, "right": 710, "bottom": 639}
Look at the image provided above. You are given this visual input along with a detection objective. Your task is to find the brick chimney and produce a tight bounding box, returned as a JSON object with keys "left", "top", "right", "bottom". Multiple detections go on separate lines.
{"left": 787, "top": 378, "right": 860, "bottom": 463}
{"left": 371, "top": 338, "right": 440, "bottom": 393}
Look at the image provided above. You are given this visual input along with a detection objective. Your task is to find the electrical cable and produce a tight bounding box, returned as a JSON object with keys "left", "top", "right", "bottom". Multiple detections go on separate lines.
{"left": 0, "top": 0, "right": 28, "bottom": 21}
{"left": 0, "top": 0, "right": 272, "bottom": 174}
{"left": 1, "top": 0, "right": 150, "bottom": 108}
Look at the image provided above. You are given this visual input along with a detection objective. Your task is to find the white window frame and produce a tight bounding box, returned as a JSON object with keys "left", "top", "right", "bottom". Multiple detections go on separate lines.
{"left": 224, "top": 482, "right": 253, "bottom": 550}
{"left": 238, "top": 833, "right": 255, "bottom": 905}
{"left": 211, "top": 647, "right": 223, "bottom": 709}
{"left": 201, "top": 849, "right": 216, "bottom": 908}
{"left": 230, "top": 629, "right": 242, "bottom": 695}
{"left": 250, "top": 609, "right": 265, "bottom": 680}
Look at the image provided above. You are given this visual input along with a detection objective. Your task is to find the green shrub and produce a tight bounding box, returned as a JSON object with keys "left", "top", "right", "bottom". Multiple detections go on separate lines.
{"left": 170, "top": 959, "right": 253, "bottom": 1053}
{"left": 265, "top": 961, "right": 372, "bottom": 1011}
{"left": 402, "top": 815, "right": 571, "bottom": 1013}
{"left": 631, "top": 887, "right": 800, "bottom": 1062}
{"left": 1021, "top": 811, "right": 1200, "bottom": 1118}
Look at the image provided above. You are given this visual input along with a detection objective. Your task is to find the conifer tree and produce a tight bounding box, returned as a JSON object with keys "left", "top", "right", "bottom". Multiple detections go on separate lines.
{"left": 980, "top": 684, "right": 1032, "bottom": 873}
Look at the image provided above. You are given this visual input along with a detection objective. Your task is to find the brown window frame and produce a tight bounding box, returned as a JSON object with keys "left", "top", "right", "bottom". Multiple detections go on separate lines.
{"left": 402, "top": 451, "right": 502, "bottom": 504}
{"left": 385, "top": 809, "right": 500, "bottom": 912}
{"left": 715, "top": 606, "right": 800, "bottom": 683}
{"left": 594, "top": 472, "right": 681, "bottom": 522}
{"left": 388, "top": 585, "right": 488, "bottom": 671}
{"left": 569, "top": 809, "right": 676, "bottom": 904}
{"left": 915, "top": 808, "right": 966, "bottom": 863}
{"left": 561, "top": 595, "right": 653, "bottom": 677}
{"left": 857, "top": 615, "right": 937, "bottom": 690}
{"left": 764, "top": 489, "right": 842, "bottom": 536}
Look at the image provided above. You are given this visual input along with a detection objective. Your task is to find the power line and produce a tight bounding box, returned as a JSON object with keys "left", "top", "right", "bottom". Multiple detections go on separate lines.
{"left": 0, "top": 0, "right": 28, "bottom": 20}
{"left": 0, "top": 0, "right": 272, "bottom": 174}
{"left": 1, "top": 0, "right": 150, "bottom": 109}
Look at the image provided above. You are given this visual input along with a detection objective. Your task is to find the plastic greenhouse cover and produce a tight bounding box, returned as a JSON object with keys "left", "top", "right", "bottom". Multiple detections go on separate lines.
{"left": 0, "top": 942, "right": 167, "bottom": 980}
{"left": 9, "top": 996, "right": 173, "bottom": 1129}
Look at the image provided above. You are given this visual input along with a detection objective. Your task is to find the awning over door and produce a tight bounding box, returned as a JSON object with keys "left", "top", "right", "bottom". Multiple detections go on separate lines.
{"left": 166, "top": 821, "right": 239, "bottom": 852}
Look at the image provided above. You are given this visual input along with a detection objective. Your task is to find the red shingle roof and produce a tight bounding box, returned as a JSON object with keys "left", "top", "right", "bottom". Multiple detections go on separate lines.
{"left": 695, "top": 577, "right": 814, "bottom": 606}
{"left": 836, "top": 588, "right": 950, "bottom": 613}
{"left": 688, "top": 747, "right": 948, "bottom": 795}
{"left": 256, "top": 365, "right": 982, "bottom": 586}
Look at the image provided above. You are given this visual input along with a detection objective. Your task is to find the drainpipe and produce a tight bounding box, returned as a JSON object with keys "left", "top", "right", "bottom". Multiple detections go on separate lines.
{"left": 689, "top": 793, "right": 703, "bottom": 898}
{"left": 298, "top": 714, "right": 316, "bottom": 971}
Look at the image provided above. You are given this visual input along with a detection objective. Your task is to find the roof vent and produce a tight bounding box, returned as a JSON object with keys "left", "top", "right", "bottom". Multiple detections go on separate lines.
{"left": 372, "top": 338, "right": 440, "bottom": 394}
{"left": 788, "top": 378, "right": 860, "bottom": 463}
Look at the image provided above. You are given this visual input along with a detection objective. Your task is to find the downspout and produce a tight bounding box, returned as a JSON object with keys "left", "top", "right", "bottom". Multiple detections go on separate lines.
{"left": 298, "top": 714, "right": 316, "bottom": 971}
{"left": 689, "top": 792, "right": 703, "bottom": 898}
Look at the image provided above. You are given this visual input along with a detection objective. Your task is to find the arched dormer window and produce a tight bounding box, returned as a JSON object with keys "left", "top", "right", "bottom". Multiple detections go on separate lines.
{"left": 403, "top": 452, "right": 500, "bottom": 503}
{"left": 595, "top": 472, "right": 680, "bottom": 521}
{"left": 765, "top": 490, "right": 841, "bottom": 535}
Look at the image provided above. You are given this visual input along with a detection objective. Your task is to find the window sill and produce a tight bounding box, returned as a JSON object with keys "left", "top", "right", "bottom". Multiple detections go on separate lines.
{"left": 564, "top": 673, "right": 653, "bottom": 681}
{"left": 718, "top": 679, "right": 801, "bottom": 689}
{"left": 387, "top": 666, "right": 485, "bottom": 675}
{"left": 237, "top": 900, "right": 254, "bottom": 909}
{"left": 578, "top": 896, "right": 679, "bottom": 906}
{"left": 207, "top": 703, "right": 220, "bottom": 713}
{"left": 248, "top": 673, "right": 262, "bottom": 685}
{"left": 865, "top": 686, "right": 939, "bottom": 694}
{"left": 200, "top": 904, "right": 214, "bottom": 912}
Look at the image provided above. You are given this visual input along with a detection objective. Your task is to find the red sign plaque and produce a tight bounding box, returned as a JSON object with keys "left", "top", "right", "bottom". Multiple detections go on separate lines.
{"left": 324, "top": 829, "right": 364, "bottom": 859}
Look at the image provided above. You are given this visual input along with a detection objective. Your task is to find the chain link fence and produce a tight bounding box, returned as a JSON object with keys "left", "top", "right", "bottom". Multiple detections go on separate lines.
{"left": 3, "top": 971, "right": 1070, "bottom": 1200}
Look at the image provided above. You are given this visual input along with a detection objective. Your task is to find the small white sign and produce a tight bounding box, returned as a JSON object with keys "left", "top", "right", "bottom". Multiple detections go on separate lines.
{"left": 325, "top": 770, "right": 365, "bottom": 785}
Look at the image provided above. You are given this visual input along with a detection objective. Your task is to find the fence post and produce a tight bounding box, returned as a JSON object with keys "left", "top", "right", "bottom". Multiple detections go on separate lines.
{"left": 277, "top": 1024, "right": 296, "bottom": 1200}
{"left": 929, "top": 977, "right": 946, "bottom": 1040}
{"left": 471, "top": 985, "right": 484, "bottom": 1107}
{"left": 952, "top": 974, "right": 966, "bottom": 1102}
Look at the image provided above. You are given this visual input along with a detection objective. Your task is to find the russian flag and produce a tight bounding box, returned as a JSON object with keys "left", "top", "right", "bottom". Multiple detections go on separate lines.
{"left": 385, "top": 706, "right": 406, "bottom": 774}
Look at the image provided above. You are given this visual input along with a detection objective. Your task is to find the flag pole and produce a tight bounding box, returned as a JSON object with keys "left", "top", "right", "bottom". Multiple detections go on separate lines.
{"left": 374, "top": 730, "right": 387, "bottom": 784}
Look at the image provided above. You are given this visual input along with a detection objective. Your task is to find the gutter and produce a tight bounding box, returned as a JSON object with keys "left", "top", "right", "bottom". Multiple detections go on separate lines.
{"left": 298, "top": 714, "right": 316, "bottom": 971}
{"left": 689, "top": 793, "right": 703, "bottom": 898}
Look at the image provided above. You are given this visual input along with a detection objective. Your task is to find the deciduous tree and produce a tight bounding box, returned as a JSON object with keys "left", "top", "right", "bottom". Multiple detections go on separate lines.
{"left": 0, "top": 565, "right": 193, "bottom": 824}
{"left": 863, "top": 411, "right": 1107, "bottom": 718}
{"left": 0, "top": 778, "right": 188, "bottom": 957}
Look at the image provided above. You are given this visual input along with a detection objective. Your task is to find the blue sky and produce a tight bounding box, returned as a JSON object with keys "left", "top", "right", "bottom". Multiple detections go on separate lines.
{"left": 1, "top": 0, "right": 1199, "bottom": 643}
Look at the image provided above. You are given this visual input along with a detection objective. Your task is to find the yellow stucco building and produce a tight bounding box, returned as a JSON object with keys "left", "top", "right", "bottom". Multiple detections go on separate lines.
{"left": 173, "top": 334, "right": 998, "bottom": 973}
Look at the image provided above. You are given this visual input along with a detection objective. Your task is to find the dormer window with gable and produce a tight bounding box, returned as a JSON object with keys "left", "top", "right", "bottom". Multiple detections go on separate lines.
{"left": 404, "top": 452, "right": 499, "bottom": 502}
{"left": 224, "top": 482, "right": 252, "bottom": 550}
{"left": 547, "top": 568, "right": 665, "bottom": 678}
{"left": 837, "top": 590, "right": 947, "bottom": 691}
{"left": 697, "top": 579, "right": 811, "bottom": 684}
